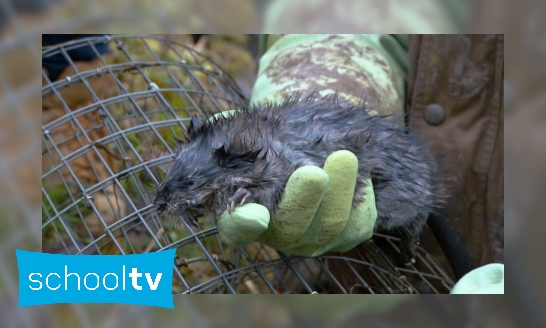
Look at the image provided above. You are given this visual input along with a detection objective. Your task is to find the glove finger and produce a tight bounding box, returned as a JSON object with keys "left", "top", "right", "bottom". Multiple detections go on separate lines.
{"left": 450, "top": 263, "right": 504, "bottom": 294}
{"left": 281, "top": 150, "right": 358, "bottom": 256}
{"left": 257, "top": 166, "right": 329, "bottom": 249}
{"left": 217, "top": 203, "right": 270, "bottom": 248}
{"left": 322, "top": 179, "right": 377, "bottom": 253}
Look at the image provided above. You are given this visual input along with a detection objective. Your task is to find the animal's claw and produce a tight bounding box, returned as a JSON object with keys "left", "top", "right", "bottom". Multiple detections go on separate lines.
{"left": 403, "top": 257, "right": 417, "bottom": 267}
{"left": 227, "top": 188, "right": 252, "bottom": 214}
{"left": 227, "top": 201, "right": 235, "bottom": 214}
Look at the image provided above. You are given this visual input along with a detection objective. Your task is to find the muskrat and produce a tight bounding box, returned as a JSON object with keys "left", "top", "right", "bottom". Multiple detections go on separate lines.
{"left": 154, "top": 94, "right": 446, "bottom": 264}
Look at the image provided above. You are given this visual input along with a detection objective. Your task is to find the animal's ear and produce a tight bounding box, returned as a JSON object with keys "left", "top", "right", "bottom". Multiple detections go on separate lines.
{"left": 188, "top": 115, "right": 203, "bottom": 138}
{"left": 213, "top": 144, "right": 229, "bottom": 162}
{"left": 213, "top": 144, "right": 262, "bottom": 169}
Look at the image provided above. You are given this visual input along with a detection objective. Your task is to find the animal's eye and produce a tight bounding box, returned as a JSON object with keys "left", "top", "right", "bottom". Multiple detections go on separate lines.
{"left": 186, "top": 180, "right": 194, "bottom": 186}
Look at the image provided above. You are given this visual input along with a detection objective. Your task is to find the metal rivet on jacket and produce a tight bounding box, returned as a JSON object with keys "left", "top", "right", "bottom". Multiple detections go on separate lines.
{"left": 424, "top": 103, "right": 446, "bottom": 125}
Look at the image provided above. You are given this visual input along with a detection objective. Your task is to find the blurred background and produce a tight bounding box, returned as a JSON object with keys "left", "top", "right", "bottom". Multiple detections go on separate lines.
{"left": 0, "top": 0, "right": 542, "bottom": 327}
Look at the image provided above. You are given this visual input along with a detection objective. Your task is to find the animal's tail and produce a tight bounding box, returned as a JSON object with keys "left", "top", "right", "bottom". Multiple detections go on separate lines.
{"left": 426, "top": 207, "right": 474, "bottom": 280}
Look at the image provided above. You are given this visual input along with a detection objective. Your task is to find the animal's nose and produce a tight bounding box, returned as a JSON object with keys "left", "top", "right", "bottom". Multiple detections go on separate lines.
{"left": 154, "top": 184, "right": 170, "bottom": 207}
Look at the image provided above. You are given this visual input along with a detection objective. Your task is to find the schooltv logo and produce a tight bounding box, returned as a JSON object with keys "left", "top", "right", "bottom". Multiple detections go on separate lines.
{"left": 16, "top": 249, "right": 176, "bottom": 308}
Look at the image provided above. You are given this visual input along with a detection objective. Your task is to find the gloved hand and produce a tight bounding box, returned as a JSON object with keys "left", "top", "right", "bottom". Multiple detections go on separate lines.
{"left": 450, "top": 263, "right": 504, "bottom": 294}
{"left": 216, "top": 150, "right": 377, "bottom": 257}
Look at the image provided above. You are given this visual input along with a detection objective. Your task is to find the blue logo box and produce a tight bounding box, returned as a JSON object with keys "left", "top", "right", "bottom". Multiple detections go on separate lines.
{"left": 16, "top": 249, "right": 176, "bottom": 308}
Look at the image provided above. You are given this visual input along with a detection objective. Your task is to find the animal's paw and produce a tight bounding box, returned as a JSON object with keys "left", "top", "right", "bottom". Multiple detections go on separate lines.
{"left": 227, "top": 188, "right": 253, "bottom": 213}
{"left": 399, "top": 236, "right": 418, "bottom": 266}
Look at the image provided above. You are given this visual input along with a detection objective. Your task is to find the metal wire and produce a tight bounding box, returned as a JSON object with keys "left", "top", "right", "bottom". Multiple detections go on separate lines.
{"left": 41, "top": 35, "right": 455, "bottom": 294}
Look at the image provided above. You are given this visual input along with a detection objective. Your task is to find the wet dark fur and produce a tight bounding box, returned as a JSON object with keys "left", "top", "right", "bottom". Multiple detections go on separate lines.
{"left": 154, "top": 95, "right": 446, "bottom": 263}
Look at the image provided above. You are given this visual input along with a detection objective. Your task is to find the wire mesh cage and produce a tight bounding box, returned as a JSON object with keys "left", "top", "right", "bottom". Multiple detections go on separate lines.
{"left": 41, "top": 35, "right": 455, "bottom": 294}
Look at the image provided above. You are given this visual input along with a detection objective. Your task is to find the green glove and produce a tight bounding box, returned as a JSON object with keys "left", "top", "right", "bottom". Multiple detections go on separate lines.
{"left": 450, "top": 263, "right": 504, "bottom": 294}
{"left": 216, "top": 150, "right": 377, "bottom": 256}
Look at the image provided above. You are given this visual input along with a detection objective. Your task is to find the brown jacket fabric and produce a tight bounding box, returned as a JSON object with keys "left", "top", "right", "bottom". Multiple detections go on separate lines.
{"left": 406, "top": 34, "right": 504, "bottom": 267}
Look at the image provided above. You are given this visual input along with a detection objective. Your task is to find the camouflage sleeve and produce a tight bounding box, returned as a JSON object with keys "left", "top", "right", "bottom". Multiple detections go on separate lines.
{"left": 251, "top": 34, "right": 408, "bottom": 117}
